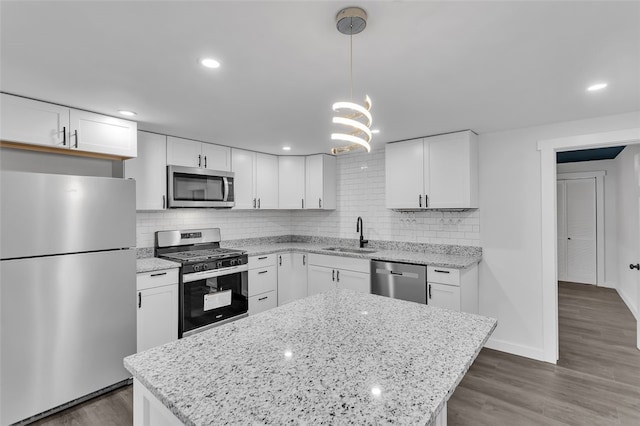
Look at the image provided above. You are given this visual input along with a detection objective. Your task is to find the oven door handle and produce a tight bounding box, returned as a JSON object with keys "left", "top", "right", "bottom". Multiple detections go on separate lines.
{"left": 183, "top": 264, "right": 249, "bottom": 283}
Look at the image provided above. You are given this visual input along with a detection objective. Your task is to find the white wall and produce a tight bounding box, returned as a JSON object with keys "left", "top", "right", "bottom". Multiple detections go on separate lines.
{"left": 615, "top": 145, "right": 640, "bottom": 319}
{"left": 479, "top": 110, "right": 640, "bottom": 361}
{"left": 557, "top": 159, "right": 618, "bottom": 288}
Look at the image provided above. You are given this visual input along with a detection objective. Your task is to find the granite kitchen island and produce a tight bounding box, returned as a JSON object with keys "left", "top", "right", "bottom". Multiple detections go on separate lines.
{"left": 124, "top": 289, "right": 496, "bottom": 425}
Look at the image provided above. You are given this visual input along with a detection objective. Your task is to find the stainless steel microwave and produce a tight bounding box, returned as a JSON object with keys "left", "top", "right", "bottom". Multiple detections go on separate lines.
{"left": 167, "top": 166, "right": 235, "bottom": 208}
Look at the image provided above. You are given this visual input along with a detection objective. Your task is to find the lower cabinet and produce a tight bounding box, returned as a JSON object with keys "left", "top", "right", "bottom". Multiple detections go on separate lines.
{"left": 248, "top": 254, "right": 278, "bottom": 315}
{"left": 136, "top": 268, "right": 179, "bottom": 353}
{"left": 307, "top": 254, "right": 370, "bottom": 296}
{"left": 427, "top": 265, "right": 478, "bottom": 314}
{"left": 277, "top": 252, "right": 308, "bottom": 306}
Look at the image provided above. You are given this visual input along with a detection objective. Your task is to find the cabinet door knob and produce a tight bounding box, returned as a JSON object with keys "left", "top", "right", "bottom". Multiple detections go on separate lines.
{"left": 631, "top": 264, "right": 640, "bottom": 270}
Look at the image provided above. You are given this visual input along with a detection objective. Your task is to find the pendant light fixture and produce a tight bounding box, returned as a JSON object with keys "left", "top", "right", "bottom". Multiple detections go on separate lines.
{"left": 331, "top": 7, "right": 373, "bottom": 155}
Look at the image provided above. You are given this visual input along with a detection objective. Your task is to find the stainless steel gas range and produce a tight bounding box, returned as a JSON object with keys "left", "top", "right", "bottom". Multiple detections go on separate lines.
{"left": 155, "top": 228, "right": 248, "bottom": 337}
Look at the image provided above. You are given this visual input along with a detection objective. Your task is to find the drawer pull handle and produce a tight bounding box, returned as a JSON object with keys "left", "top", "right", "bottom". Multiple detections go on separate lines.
{"left": 258, "top": 270, "right": 268, "bottom": 274}
{"left": 150, "top": 272, "right": 167, "bottom": 277}
{"left": 258, "top": 256, "right": 267, "bottom": 260}
{"left": 258, "top": 296, "right": 268, "bottom": 301}
{"left": 428, "top": 284, "right": 432, "bottom": 299}
{"left": 434, "top": 269, "right": 450, "bottom": 274}
{"left": 390, "top": 271, "right": 403, "bottom": 276}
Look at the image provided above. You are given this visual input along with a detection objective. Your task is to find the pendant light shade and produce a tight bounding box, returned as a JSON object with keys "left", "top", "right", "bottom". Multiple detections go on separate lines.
{"left": 330, "top": 7, "right": 373, "bottom": 155}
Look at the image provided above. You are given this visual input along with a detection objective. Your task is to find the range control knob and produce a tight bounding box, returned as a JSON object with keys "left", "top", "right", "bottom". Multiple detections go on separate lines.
{"left": 217, "top": 261, "right": 223, "bottom": 269}
{"left": 230, "top": 259, "right": 236, "bottom": 266}
{"left": 193, "top": 264, "right": 201, "bottom": 272}
{"left": 202, "top": 263, "right": 209, "bottom": 270}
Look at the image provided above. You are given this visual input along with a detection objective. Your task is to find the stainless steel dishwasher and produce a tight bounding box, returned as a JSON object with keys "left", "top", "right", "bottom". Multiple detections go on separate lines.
{"left": 371, "top": 261, "right": 427, "bottom": 304}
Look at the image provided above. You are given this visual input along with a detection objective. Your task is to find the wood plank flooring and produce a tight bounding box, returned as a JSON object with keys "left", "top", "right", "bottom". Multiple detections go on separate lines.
{"left": 449, "top": 281, "right": 640, "bottom": 426}
{"left": 30, "top": 281, "right": 638, "bottom": 425}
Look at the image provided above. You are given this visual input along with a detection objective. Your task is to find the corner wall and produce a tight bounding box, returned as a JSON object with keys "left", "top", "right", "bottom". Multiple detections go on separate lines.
{"left": 478, "top": 110, "right": 640, "bottom": 361}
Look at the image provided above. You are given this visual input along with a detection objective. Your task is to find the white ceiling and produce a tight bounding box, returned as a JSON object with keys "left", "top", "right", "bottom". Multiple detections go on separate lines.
{"left": 1, "top": 1, "right": 639, "bottom": 155}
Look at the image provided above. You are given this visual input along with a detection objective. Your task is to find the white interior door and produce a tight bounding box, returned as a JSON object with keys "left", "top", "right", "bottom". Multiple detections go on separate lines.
{"left": 565, "top": 178, "right": 597, "bottom": 284}
{"left": 557, "top": 181, "right": 568, "bottom": 281}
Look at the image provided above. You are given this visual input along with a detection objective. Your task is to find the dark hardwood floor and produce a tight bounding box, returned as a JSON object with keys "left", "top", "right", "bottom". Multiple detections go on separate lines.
{"left": 30, "top": 281, "right": 639, "bottom": 425}
{"left": 449, "top": 281, "right": 640, "bottom": 425}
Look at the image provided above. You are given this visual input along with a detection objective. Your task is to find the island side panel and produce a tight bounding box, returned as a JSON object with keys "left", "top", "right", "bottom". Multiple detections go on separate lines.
{"left": 134, "top": 379, "right": 183, "bottom": 426}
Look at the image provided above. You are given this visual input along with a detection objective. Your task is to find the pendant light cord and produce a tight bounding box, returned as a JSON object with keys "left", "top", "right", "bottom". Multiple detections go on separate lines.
{"left": 350, "top": 23, "right": 353, "bottom": 101}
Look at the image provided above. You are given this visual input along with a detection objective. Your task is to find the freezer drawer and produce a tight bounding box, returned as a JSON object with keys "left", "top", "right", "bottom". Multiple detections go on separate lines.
{"left": 371, "top": 261, "right": 427, "bottom": 304}
{"left": 0, "top": 171, "right": 135, "bottom": 259}
{"left": 0, "top": 249, "right": 136, "bottom": 425}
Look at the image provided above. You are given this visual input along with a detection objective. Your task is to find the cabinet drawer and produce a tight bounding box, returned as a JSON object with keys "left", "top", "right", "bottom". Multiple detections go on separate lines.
{"left": 249, "top": 254, "right": 277, "bottom": 269}
{"left": 248, "top": 291, "right": 277, "bottom": 316}
{"left": 137, "top": 268, "right": 179, "bottom": 291}
{"left": 308, "top": 254, "right": 369, "bottom": 273}
{"left": 427, "top": 266, "right": 460, "bottom": 286}
{"left": 248, "top": 265, "right": 277, "bottom": 296}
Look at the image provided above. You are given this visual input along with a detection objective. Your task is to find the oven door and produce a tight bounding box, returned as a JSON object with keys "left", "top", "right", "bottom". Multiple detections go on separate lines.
{"left": 168, "top": 165, "right": 235, "bottom": 208}
{"left": 180, "top": 265, "right": 248, "bottom": 337}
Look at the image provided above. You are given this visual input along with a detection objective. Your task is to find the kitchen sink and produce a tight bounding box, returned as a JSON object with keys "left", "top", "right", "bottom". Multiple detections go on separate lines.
{"left": 322, "top": 247, "right": 377, "bottom": 254}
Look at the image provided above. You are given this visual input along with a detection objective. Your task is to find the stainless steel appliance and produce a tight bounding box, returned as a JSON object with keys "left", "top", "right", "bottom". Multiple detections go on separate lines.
{"left": 167, "top": 165, "right": 234, "bottom": 208}
{"left": 0, "top": 171, "right": 136, "bottom": 426}
{"left": 155, "top": 228, "right": 248, "bottom": 337}
{"left": 371, "top": 261, "right": 427, "bottom": 304}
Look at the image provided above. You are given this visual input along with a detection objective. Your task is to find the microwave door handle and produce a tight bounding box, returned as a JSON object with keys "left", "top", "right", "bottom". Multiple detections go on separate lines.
{"left": 223, "top": 177, "right": 229, "bottom": 202}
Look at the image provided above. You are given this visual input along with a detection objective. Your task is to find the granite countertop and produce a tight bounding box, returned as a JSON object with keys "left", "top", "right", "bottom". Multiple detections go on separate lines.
{"left": 136, "top": 257, "right": 181, "bottom": 273}
{"left": 125, "top": 290, "right": 496, "bottom": 425}
{"left": 233, "top": 242, "right": 481, "bottom": 269}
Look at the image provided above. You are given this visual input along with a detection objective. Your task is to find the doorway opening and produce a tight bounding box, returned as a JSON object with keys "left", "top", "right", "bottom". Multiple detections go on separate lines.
{"left": 538, "top": 128, "right": 640, "bottom": 363}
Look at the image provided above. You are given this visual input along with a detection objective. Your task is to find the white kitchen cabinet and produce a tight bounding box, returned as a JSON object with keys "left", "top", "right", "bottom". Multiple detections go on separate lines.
{"left": 231, "top": 148, "right": 278, "bottom": 209}
{"left": 1, "top": 94, "right": 68, "bottom": 148}
{"left": 305, "top": 154, "right": 336, "bottom": 210}
{"left": 278, "top": 156, "right": 306, "bottom": 209}
{"left": 166, "top": 136, "right": 231, "bottom": 171}
{"left": 385, "top": 130, "right": 478, "bottom": 209}
{"left": 1, "top": 93, "right": 137, "bottom": 158}
{"left": 277, "top": 252, "right": 308, "bottom": 305}
{"left": 307, "top": 254, "right": 370, "bottom": 296}
{"left": 427, "top": 264, "right": 478, "bottom": 314}
{"left": 136, "top": 268, "right": 179, "bottom": 353}
{"left": 248, "top": 254, "right": 278, "bottom": 315}
{"left": 125, "top": 131, "right": 167, "bottom": 210}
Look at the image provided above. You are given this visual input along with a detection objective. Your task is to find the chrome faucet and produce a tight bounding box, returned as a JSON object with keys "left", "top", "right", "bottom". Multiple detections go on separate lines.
{"left": 356, "top": 216, "right": 368, "bottom": 248}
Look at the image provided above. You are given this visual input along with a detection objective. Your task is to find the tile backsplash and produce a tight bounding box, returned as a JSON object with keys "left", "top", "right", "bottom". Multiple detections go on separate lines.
{"left": 136, "top": 145, "right": 480, "bottom": 248}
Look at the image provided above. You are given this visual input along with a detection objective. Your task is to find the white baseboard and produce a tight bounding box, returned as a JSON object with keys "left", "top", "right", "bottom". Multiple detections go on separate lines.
{"left": 599, "top": 280, "right": 617, "bottom": 289}
{"left": 617, "top": 287, "right": 638, "bottom": 321}
{"left": 483, "top": 338, "right": 548, "bottom": 363}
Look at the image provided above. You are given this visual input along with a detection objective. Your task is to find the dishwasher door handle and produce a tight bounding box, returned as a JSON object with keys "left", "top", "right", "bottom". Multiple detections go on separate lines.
{"left": 390, "top": 271, "right": 403, "bottom": 276}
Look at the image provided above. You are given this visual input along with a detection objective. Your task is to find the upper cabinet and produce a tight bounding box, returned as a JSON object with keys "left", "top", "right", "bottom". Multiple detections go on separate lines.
{"left": 278, "top": 156, "right": 306, "bottom": 209}
{"left": 0, "top": 93, "right": 137, "bottom": 159}
{"left": 124, "top": 131, "right": 167, "bottom": 210}
{"left": 305, "top": 154, "right": 336, "bottom": 210}
{"left": 231, "top": 148, "right": 278, "bottom": 209}
{"left": 385, "top": 130, "right": 478, "bottom": 210}
{"left": 166, "top": 136, "right": 231, "bottom": 171}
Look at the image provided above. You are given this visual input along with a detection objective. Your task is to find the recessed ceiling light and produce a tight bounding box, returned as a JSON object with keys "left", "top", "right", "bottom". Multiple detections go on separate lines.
{"left": 118, "top": 110, "right": 137, "bottom": 117}
{"left": 200, "top": 58, "right": 221, "bottom": 69}
{"left": 371, "top": 129, "right": 380, "bottom": 134}
{"left": 282, "top": 146, "right": 292, "bottom": 151}
{"left": 587, "top": 83, "right": 607, "bottom": 92}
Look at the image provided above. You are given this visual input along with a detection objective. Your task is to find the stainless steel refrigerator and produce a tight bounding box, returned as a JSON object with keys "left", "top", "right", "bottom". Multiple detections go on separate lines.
{"left": 0, "top": 171, "right": 136, "bottom": 425}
